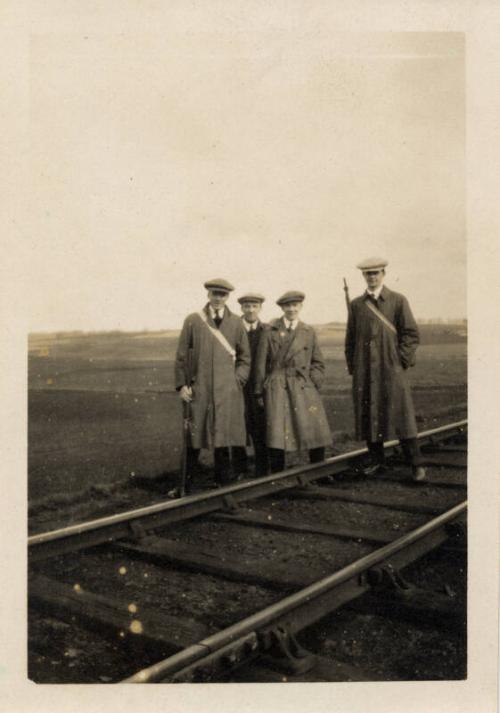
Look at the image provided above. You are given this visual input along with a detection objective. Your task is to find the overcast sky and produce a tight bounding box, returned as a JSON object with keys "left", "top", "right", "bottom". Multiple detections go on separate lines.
{"left": 28, "top": 32, "right": 464, "bottom": 331}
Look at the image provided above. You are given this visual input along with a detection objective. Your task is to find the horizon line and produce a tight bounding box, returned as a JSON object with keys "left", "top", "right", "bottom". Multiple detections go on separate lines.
{"left": 28, "top": 318, "right": 468, "bottom": 336}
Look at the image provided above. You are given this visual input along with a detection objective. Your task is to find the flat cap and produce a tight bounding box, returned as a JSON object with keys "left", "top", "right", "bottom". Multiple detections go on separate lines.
{"left": 276, "top": 290, "right": 305, "bottom": 306}
{"left": 204, "top": 278, "right": 235, "bottom": 292}
{"left": 238, "top": 292, "right": 265, "bottom": 304}
{"left": 356, "top": 257, "right": 388, "bottom": 271}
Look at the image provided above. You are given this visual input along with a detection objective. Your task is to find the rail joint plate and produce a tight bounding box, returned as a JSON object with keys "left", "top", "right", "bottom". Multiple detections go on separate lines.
{"left": 259, "top": 625, "right": 316, "bottom": 675}
{"left": 365, "top": 563, "right": 413, "bottom": 592}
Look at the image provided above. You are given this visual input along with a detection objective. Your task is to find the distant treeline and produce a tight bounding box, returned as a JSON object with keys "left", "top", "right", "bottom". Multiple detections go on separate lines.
{"left": 28, "top": 324, "right": 466, "bottom": 360}
{"left": 30, "top": 319, "right": 467, "bottom": 340}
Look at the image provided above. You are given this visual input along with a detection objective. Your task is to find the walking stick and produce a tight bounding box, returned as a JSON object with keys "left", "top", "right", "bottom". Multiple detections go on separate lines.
{"left": 179, "top": 409, "right": 190, "bottom": 497}
{"left": 179, "top": 338, "right": 193, "bottom": 498}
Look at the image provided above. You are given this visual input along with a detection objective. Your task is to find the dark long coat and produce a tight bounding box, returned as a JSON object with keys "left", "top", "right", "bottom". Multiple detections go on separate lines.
{"left": 254, "top": 318, "right": 332, "bottom": 451}
{"left": 242, "top": 321, "right": 267, "bottom": 444}
{"left": 174, "top": 305, "right": 251, "bottom": 449}
{"left": 344, "top": 286, "right": 419, "bottom": 442}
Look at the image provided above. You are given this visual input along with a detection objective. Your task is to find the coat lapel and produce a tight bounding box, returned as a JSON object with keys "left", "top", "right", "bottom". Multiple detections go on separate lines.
{"left": 268, "top": 319, "right": 288, "bottom": 360}
{"left": 203, "top": 303, "right": 218, "bottom": 329}
{"left": 219, "top": 307, "right": 232, "bottom": 330}
{"left": 218, "top": 306, "right": 234, "bottom": 338}
{"left": 362, "top": 286, "right": 395, "bottom": 325}
{"left": 286, "top": 322, "right": 308, "bottom": 360}
{"left": 274, "top": 318, "right": 301, "bottom": 363}
{"left": 269, "top": 318, "right": 284, "bottom": 342}
{"left": 203, "top": 305, "right": 234, "bottom": 341}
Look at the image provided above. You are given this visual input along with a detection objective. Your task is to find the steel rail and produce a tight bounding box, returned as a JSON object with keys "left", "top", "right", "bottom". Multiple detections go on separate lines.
{"left": 28, "top": 419, "right": 467, "bottom": 562}
{"left": 123, "top": 499, "right": 467, "bottom": 683}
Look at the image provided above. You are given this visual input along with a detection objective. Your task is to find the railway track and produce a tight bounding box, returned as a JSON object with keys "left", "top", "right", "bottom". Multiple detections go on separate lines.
{"left": 28, "top": 420, "right": 467, "bottom": 683}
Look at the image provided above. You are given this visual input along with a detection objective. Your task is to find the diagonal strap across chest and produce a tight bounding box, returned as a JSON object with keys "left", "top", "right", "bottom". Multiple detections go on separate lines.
{"left": 198, "top": 311, "right": 236, "bottom": 362}
{"left": 365, "top": 299, "right": 397, "bottom": 335}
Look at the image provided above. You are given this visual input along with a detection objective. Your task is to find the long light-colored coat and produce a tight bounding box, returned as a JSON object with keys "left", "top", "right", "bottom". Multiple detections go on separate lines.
{"left": 344, "top": 286, "right": 419, "bottom": 442}
{"left": 175, "top": 306, "right": 251, "bottom": 449}
{"left": 254, "top": 318, "right": 332, "bottom": 451}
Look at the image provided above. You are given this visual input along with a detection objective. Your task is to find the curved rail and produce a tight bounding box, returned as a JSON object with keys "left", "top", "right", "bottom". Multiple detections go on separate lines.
{"left": 29, "top": 419, "right": 467, "bottom": 562}
{"left": 124, "top": 499, "right": 467, "bottom": 683}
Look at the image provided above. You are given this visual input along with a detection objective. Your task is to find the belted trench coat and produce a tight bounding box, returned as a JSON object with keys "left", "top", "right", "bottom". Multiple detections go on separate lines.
{"left": 174, "top": 305, "right": 251, "bottom": 449}
{"left": 344, "top": 286, "right": 419, "bottom": 442}
{"left": 254, "top": 318, "right": 332, "bottom": 451}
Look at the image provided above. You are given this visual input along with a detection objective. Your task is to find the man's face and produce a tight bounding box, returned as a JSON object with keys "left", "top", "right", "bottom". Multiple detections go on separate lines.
{"left": 208, "top": 289, "right": 229, "bottom": 310}
{"left": 363, "top": 269, "right": 385, "bottom": 291}
{"left": 241, "top": 301, "right": 262, "bottom": 323}
{"left": 282, "top": 301, "right": 303, "bottom": 321}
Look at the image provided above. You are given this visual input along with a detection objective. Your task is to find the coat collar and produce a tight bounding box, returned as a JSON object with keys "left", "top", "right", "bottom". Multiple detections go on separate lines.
{"left": 270, "top": 317, "right": 310, "bottom": 332}
{"left": 203, "top": 304, "right": 232, "bottom": 328}
{"left": 241, "top": 317, "right": 262, "bottom": 332}
{"left": 363, "top": 285, "right": 389, "bottom": 302}
{"left": 204, "top": 303, "right": 232, "bottom": 317}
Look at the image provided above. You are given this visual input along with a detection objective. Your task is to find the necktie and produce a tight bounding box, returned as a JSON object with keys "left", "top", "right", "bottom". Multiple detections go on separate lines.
{"left": 214, "top": 310, "right": 222, "bottom": 328}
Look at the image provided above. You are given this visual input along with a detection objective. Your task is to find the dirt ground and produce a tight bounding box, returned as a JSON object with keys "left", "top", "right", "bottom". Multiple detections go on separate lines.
{"left": 29, "top": 456, "right": 467, "bottom": 683}
{"left": 297, "top": 547, "right": 466, "bottom": 682}
{"left": 27, "top": 329, "right": 466, "bottom": 530}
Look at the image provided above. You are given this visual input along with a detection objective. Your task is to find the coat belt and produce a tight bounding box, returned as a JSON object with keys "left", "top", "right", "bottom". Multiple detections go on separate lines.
{"left": 270, "top": 366, "right": 299, "bottom": 376}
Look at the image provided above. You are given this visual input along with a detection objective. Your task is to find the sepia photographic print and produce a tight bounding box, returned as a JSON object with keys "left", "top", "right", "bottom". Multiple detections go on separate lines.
{"left": 2, "top": 3, "right": 499, "bottom": 713}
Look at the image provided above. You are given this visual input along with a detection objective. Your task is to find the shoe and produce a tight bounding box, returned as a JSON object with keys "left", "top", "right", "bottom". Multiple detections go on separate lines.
{"left": 167, "top": 485, "right": 193, "bottom": 498}
{"left": 412, "top": 466, "right": 427, "bottom": 482}
{"left": 167, "top": 487, "right": 182, "bottom": 499}
{"left": 363, "top": 463, "right": 383, "bottom": 476}
{"left": 216, "top": 480, "right": 235, "bottom": 488}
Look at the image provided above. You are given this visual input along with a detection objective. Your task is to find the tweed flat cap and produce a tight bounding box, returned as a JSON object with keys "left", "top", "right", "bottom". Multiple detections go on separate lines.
{"left": 276, "top": 290, "right": 305, "bottom": 306}
{"left": 356, "top": 257, "right": 388, "bottom": 271}
{"left": 238, "top": 292, "right": 265, "bottom": 304}
{"left": 204, "top": 278, "right": 235, "bottom": 292}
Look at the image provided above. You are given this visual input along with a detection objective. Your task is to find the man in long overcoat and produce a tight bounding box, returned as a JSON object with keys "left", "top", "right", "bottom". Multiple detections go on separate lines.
{"left": 174, "top": 278, "right": 251, "bottom": 492}
{"left": 344, "top": 258, "right": 426, "bottom": 481}
{"left": 254, "top": 291, "right": 332, "bottom": 473}
{"left": 232, "top": 292, "right": 269, "bottom": 477}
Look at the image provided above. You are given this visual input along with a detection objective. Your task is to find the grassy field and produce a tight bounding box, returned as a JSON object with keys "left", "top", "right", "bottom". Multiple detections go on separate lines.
{"left": 28, "top": 327, "right": 467, "bottom": 503}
